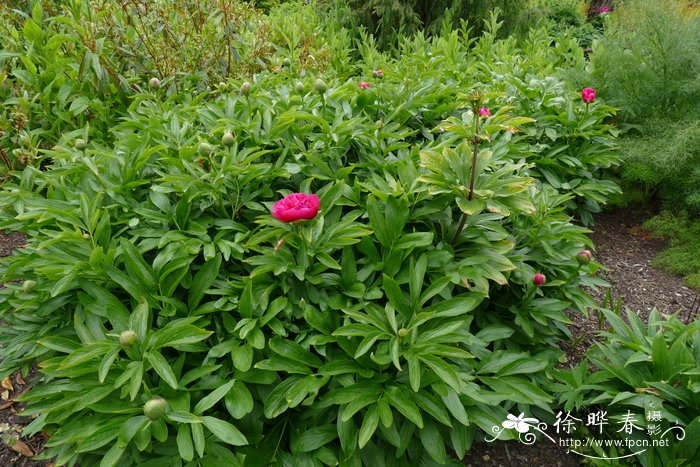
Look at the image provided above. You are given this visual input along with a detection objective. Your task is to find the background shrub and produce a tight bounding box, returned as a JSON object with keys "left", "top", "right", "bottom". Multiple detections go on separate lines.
{"left": 589, "top": 0, "right": 700, "bottom": 122}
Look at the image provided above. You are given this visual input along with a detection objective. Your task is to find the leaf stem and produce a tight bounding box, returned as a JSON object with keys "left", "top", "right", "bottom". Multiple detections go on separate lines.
{"left": 451, "top": 108, "right": 481, "bottom": 246}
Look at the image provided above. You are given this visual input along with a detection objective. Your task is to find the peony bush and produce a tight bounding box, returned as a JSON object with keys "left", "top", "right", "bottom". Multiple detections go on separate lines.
{"left": 0, "top": 4, "right": 618, "bottom": 466}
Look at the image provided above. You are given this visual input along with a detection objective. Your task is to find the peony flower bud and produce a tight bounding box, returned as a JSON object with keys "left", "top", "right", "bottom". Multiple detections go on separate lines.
{"left": 149, "top": 77, "right": 160, "bottom": 87}
{"left": 478, "top": 107, "right": 491, "bottom": 117}
{"left": 398, "top": 328, "right": 409, "bottom": 337}
{"left": 221, "top": 132, "right": 235, "bottom": 147}
{"left": 576, "top": 250, "right": 592, "bottom": 265}
{"left": 241, "top": 82, "right": 252, "bottom": 96}
{"left": 198, "top": 142, "right": 213, "bottom": 155}
{"left": 581, "top": 87, "right": 597, "bottom": 103}
{"left": 271, "top": 193, "right": 320, "bottom": 222}
{"left": 358, "top": 81, "right": 371, "bottom": 89}
{"left": 532, "top": 273, "right": 546, "bottom": 286}
{"left": 21, "top": 280, "right": 37, "bottom": 293}
{"left": 144, "top": 397, "right": 168, "bottom": 420}
{"left": 282, "top": 58, "right": 291, "bottom": 67}
{"left": 119, "top": 330, "right": 137, "bottom": 346}
{"left": 373, "top": 69, "right": 383, "bottom": 79}
{"left": 74, "top": 139, "right": 87, "bottom": 150}
{"left": 313, "top": 79, "right": 328, "bottom": 94}
{"left": 295, "top": 82, "right": 305, "bottom": 95}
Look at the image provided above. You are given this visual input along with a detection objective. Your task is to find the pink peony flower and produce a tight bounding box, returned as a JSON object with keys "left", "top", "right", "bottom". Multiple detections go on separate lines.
{"left": 532, "top": 273, "right": 546, "bottom": 286}
{"left": 479, "top": 107, "right": 491, "bottom": 117}
{"left": 374, "top": 69, "right": 383, "bottom": 78}
{"left": 271, "top": 193, "right": 320, "bottom": 222}
{"left": 597, "top": 6, "right": 611, "bottom": 14}
{"left": 581, "top": 87, "right": 597, "bottom": 103}
{"left": 358, "top": 81, "right": 371, "bottom": 89}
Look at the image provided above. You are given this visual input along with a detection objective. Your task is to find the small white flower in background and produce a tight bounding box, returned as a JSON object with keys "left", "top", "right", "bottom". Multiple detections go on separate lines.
{"left": 502, "top": 413, "right": 539, "bottom": 433}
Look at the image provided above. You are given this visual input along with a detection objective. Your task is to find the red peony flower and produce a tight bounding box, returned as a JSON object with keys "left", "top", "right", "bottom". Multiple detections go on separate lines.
{"left": 374, "top": 69, "right": 383, "bottom": 79}
{"left": 479, "top": 107, "right": 491, "bottom": 117}
{"left": 358, "top": 81, "right": 371, "bottom": 89}
{"left": 532, "top": 273, "right": 546, "bottom": 286}
{"left": 271, "top": 193, "right": 320, "bottom": 222}
{"left": 581, "top": 87, "right": 597, "bottom": 103}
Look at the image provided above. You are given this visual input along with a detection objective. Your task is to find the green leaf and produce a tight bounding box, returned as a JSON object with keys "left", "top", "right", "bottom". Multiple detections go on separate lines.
{"left": 383, "top": 274, "right": 410, "bottom": 319}
{"left": 146, "top": 351, "right": 179, "bottom": 390}
{"left": 269, "top": 337, "right": 322, "bottom": 368}
{"left": 224, "top": 382, "right": 254, "bottom": 419}
{"left": 177, "top": 424, "right": 194, "bottom": 462}
{"left": 192, "top": 422, "right": 206, "bottom": 458}
{"left": 419, "top": 355, "right": 461, "bottom": 393}
{"left": 149, "top": 319, "right": 212, "bottom": 350}
{"left": 120, "top": 238, "right": 156, "bottom": 290}
{"left": 188, "top": 254, "right": 221, "bottom": 310}
{"left": 386, "top": 387, "right": 423, "bottom": 429}
{"left": 167, "top": 411, "right": 203, "bottom": 424}
{"left": 358, "top": 404, "right": 380, "bottom": 449}
{"left": 202, "top": 416, "right": 248, "bottom": 446}
{"left": 292, "top": 425, "right": 338, "bottom": 453}
{"left": 194, "top": 379, "right": 235, "bottom": 415}
{"left": 419, "top": 421, "right": 446, "bottom": 464}
{"left": 99, "top": 442, "right": 125, "bottom": 467}
{"left": 117, "top": 415, "right": 149, "bottom": 448}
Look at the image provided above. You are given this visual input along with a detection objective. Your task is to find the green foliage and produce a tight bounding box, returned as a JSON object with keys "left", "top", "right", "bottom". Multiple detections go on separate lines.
{"left": 589, "top": 0, "right": 700, "bottom": 122}
{"left": 552, "top": 309, "right": 700, "bottom": 465}
{"left": 0, "top": 3, "right": 620, "bottom": 465}
{"left": 334, "top": 0, "right": 529, "bottom": 49}
{"left": 643, "top": 212, "right": 700, "bottom": 289}
{"left": 515, "top": 0, "right": 599, "bottom": 48}
{"left": 618, "top": 119, "right": 700, "bottom": 216}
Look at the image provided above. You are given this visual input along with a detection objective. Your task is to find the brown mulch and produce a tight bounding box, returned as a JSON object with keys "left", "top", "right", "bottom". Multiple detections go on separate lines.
{"left": 2, "top": 206, "right": 698, "bottom": 466}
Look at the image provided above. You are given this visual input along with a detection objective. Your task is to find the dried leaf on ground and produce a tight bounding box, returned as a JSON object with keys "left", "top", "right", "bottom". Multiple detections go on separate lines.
{"left": 8, "top": 438, "right": 34, "bottom": 457}
{"left": 0, "top": 377, "right": 13, "bottom": 392}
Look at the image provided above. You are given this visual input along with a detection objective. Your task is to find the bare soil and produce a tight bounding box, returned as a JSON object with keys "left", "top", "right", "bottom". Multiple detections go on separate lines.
{"left": 1, "top": 207, "right": 698, "bottom": 466}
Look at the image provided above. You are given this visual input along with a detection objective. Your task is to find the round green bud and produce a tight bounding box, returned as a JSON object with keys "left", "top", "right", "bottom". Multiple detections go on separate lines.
{"left": 119, "top": 330, "right": 138, "bottom": 346}
{"left": 313, "top": 79, "right": 328, "bottom": 94}
{"left": 221, "top": 132, "right": 235, "bottom": 147}
{"left": 241, "top": 82, "right": 252, "bottom": 96}
{"left": 198, "top": 142, "right": 213, "bottom": 155}
{"left": 149, "top": 77, "right": 160, "bottom": 87}
{"left": 576, "top": 250, "right": 592, "bottom": 265}
{"left": 144, "top": 397, "right": 168, "bottom": 421}
{"left": 21, "top": 280, "right": 37, "bottom": 293}
{"left": 294, "top": 82, "right": 305, "bottom": 95}
{"left": 74, "top": 139, "right": 87, "bottom": 150}
{"left": 282, "top": 58, "right": 291, "bottom": 67}
{"left": 398, "top": 328, "right": 409, "bottom": 337}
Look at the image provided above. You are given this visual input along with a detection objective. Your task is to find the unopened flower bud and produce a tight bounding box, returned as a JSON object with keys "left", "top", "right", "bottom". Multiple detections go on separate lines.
{"left": 21, "top": 280, "right": 37, "bottom": 293}
{"left": 144, "top": 397, "right": 168, "bottom": 420}
{"left": 221, "top": 132, "right": 235, "bottom": 147}
{"left": 241, "top": 82, "right": 251, "bottom": 96}
{"left": 295, "top": 82, "right": 305, "bottom": 95}
{"left": 576, "top": 250, "right": 592, "bottom": 265}
{"left": 198, "top": 142, "right": 212, "bottom": 155}
{"left": 74, "top": 139, "right": 87, "bottom": 150}
{"left": 532, "top": 273, "right": 546, "bottom": 286}
{"left": 119, "top": 330, "right": 137, "bottom": 346}
{"left": 149, "top": 77, "right": 160, "bottom": 87}
{"left": 398, "top": 328, "right": 408, "bottom": 337}
{"left": 313, "top": 79, "right": 327, "bottom": 94}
